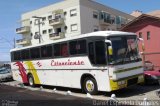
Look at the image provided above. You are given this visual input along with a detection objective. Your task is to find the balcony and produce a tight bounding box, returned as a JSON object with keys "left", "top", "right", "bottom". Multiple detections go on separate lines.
{"left": 16, "top": 39, "right": 30, "bottom": 45}
{"left": 99, "top": 19, "right": 111, "bottom": 26}
{"left": 49, "top": 32, "right": 65, "bottom": 40}
{"left": 52, "top": 9, "right": 64, "bottom": 14}
{"left": 49, "top": 18, "right": 64, "bottom": 26}
{"left": 16, "top": 26, "right": 30, "bottom": 34}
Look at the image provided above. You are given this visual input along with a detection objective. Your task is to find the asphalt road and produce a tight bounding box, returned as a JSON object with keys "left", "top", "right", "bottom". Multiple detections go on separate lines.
{"left": 0, "top": 84, "right": 121, "bottom": 106}
{"left": 0, "top": 84, "right": 132, "bottom": 106}
{"left": 0, "top": 81, "right": 160, "bottom": 106}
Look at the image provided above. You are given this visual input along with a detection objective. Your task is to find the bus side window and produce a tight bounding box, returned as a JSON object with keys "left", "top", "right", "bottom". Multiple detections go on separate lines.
{"left": 77, "top": 40, "right": 87, "bottom": 54}
{"left": 41, "top": 45, "right": 53, "bottom": 58}
{"left": 69, "top": 39, "right": 87, "bottom": 55}
{"left": 69, "top": 40, "right": 77, "bottom": 55}
{"left": 14, "top": 51, "right": 21, "bottom": 61}
{"left": 95, "top": 41, "right": 106, "bottom": 65}
{"left": 41, "top": 46, "right": 47, "bottom": 58}
{"left": 11, "top": 52, "right": 14, "bottom": 61}
{"left": 61, "top": 43, "right": 68, "bottom": 57}
{"left": 47, "top": 45, "right": 53, "bottom": 57}
{"left": 88, "top": 42, "right": 95, "bottom": 64}
{"left": 21, "top": 49, "right": 30, "bottom": 60}
{"left": 30, "top": 47, "right": 40, "bottom": 59}
{"left": 54, "top": 44, "right": 61, "bottom": 57}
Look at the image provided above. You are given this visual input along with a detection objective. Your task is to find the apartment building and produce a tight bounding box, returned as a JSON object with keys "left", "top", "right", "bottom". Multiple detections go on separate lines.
{"left": 16, "top": 0, "right": 135, "bottom": 46}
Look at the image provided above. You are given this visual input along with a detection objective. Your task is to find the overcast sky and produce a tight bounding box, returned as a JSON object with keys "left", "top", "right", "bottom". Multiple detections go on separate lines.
{"left": 0, "top": 0, "right": 159, "bottom": 61}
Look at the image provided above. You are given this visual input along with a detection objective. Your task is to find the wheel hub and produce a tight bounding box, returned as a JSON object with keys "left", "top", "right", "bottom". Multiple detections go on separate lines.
{"left": 29, "top": 77, "right": 33, "bottom": 86}
{"left": 86, "top": 80, "right": 94, "bottom": 92}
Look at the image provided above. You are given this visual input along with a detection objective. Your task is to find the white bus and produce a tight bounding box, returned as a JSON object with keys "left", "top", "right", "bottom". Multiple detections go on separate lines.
{"left": 10, "top": 31, "right": 144, "bottom": 94}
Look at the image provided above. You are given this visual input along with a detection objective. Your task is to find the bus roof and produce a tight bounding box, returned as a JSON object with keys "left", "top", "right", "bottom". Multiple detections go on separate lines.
{"left": 10, "top": 31, "right": 136, "bottom": 52}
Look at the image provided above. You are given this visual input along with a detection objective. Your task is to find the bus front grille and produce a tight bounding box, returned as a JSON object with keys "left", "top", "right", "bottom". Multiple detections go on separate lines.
{"left": 127, "top": 77, "right": 138, "bottom": 86}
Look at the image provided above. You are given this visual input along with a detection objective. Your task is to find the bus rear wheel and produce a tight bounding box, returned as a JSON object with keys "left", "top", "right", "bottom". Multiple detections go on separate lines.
{"left": 28, "top": 75, "right": 35, "bottom": 87}
{"left": 83, "top": 77, "right": 98, "bottom": 95}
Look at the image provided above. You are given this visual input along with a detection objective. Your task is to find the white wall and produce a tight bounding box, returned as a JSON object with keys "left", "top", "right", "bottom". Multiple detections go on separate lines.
{"left": 79, "top": 0, "right": 135, "bottom": 34}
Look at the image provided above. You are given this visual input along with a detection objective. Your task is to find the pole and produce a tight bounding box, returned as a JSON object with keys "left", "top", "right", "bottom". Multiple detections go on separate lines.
{"left": 38, "top": 19, "right": 41, "bottom": 44}
{"left": 32, "top": 16, "right": 43, "bottom": 44}
{"left": 14, "top": 38, "right": 16, "bottom": 48}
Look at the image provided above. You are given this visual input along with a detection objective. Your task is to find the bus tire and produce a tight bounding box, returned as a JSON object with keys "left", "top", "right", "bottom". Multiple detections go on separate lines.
{"left": 83, "top": 77, "right": 98, "bottom": 95}
{"left": 28, "top": 74, "right": 35, "bottom": 87}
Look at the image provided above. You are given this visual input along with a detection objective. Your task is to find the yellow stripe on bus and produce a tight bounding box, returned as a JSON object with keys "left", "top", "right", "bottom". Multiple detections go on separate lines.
{"left": 25, "top": 61, "right": 41, "bottom": 84}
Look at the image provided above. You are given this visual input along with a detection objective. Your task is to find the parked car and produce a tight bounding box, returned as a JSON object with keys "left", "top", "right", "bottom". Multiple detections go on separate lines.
{"left": 0, "top": 67, "right": 12, "bottom": 82}
{"left": 144, "top": 61, "right": 154, "bottom": 71}
{"left": 143, "top": 61, "right": 160, "bottom": 85}
{"left": 144, "top": 70, "right": 160, "bottom": 85}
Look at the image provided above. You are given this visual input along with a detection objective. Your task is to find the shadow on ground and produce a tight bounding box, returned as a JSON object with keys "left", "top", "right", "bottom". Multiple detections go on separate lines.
{"left": 3, "top": 80, "right": 160, "bottom": 98}
{"left": 103, "top": 84, "right": 160, "bottom": 98}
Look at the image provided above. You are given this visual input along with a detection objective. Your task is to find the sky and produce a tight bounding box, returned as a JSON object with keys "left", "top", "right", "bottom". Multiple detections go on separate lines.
{"left": 0, "top": 0, "right": 159, "bottom": 61}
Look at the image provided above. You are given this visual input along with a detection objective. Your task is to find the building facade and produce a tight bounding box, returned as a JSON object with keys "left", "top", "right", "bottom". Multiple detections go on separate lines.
{"left": 16, "top": 0, "right": 134, "bottom": 46}
{"left": 121, "top": 14, "right": 160, "bottom": 69}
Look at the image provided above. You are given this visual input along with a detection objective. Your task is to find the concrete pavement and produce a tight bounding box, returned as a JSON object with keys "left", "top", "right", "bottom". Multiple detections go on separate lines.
{"left": 0, "top": 81, "right": 160, "bottom": 106}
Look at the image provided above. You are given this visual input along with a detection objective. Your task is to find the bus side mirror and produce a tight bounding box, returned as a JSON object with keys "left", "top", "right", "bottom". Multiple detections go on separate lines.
{"left": 105, "top": 40, "right": 113, "bottom": 55}
{"left": 138, "top": 38, "right": 145, "bottom": 51}
{"left": 108, "top": 46, "right": 113, "bottom": 55}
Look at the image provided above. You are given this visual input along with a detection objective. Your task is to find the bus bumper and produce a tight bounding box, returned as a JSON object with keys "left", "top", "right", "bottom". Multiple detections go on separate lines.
{"left": 109, "top": 74, "right": 144, "bottom": 91}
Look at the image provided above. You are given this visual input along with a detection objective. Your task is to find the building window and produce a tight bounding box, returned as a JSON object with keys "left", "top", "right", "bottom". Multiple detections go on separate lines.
{"left": 71, "top": 24, "right": 78, "bottom": 31}
{"left": 56, "top": 28, "right": 62, "bottom": 34}
{"left": 35, "top": 32, "right": 38, "bottom": 35}
{"left": 147, "top": 31, "right": 150, "bottom": 40}
{"left": 48, "top": 29, "right": 53, "bottom": 34}
{"left": 34, "top": 19, "right": 39, "bottom": 25}
{"left": 55, "top": 14, "right": 61, "bottom": 19}
{"left": 42, "top": 30, "right": 47, "bottom": 34}
{"left": 110, "top": 16, "right": 116, "bottom": 24}
{"left": 139, "top": 32, "right": 142, "bottom": 38}
{"left": 121, "top": 17, "right": 127, "bottom": 25}
{"left": 93, "top": 12, "right": 98, "bottom": 19}
{"left": 116, "top": 16, "right": 121, "bottom": 24}
{"left": 48, "top": 15, "right": 52, "bottom": 20}
{"left": 42, "top": 17, "right": 46, "bottom": 21}
{"left": 30, "top": 33, "right": 33, "bottom": 37}
{"left": 104, "top": 13, "right": 111, "bottom": 22}
{"left": 99, "top": 12, "right": 104, "bottom": 20}
{"left": 70, "top": 9, "right": 77, "bottom": 17}
{"left": 64, "top": 11, "right": 67, "bottom": 16}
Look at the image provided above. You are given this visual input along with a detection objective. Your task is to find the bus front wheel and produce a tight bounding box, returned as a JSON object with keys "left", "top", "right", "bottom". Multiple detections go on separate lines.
{"left": 83, "top": 77, "right": 98, "bottom": 95}
{"left": 28, "top": 75, "right": 35, "bottom": 87}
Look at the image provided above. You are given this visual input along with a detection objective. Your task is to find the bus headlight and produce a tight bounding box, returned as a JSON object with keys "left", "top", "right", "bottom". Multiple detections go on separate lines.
{"left": 138, "top": 75, "right": 144, "bottom": 80}
{"left": 118, "top": 80, "right": 126, "bottom": 85}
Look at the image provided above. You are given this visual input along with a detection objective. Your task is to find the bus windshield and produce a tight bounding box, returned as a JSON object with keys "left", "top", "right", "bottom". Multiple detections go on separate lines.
{"left": 107, "top": 35, "right": 141, "bottom": 65}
